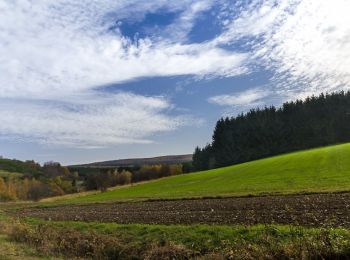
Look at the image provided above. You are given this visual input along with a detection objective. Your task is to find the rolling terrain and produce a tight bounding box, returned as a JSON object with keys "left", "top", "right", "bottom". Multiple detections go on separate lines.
{"left": 71, "top": 154, "right": 192, "bottom": 168}
{"left": 3, "top": 143, "right": 350, "bottom": 259}
{"left": 51, "top": 143, "right": 350, "bottom": 204}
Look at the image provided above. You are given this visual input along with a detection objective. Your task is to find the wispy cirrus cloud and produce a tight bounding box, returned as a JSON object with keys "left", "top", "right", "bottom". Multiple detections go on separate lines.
{"left": 209, "top": 0, "right": 350, "bottom": 112}
{"left": 208, "top": 88, "right": 270, "bottom": 107}
{"left": 208, "top": 87, "right": 277, "bottom": 116}
{"left": 2, "top": 0, "right": 350, "bottom": 147}
{"left": 0, "top": 0, "right": 247, "bottom": 99}
{"left": 0, "top": 0, "right": 247, "bottom": 147}
{"left": 0, "top": 92, "right": 189, "bottom": 148}
{"left": 225, "top": 0, "right": 350, "bottom": 96}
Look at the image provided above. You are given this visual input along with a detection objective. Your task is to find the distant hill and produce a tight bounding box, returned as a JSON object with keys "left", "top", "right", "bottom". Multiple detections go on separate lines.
{"left": 72, "top": 154, "right": 193, "bottom": 168}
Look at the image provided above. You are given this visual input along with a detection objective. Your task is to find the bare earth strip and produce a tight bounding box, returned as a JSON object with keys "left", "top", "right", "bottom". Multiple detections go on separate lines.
{"left": 14, "top": 193, "right": 350, "bottom": 227}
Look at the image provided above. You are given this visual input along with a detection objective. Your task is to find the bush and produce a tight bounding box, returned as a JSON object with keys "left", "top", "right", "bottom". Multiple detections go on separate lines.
{"left": 116, "top": 170, "right": 132, "bottom": 185}
{"left": 8, "top": 222, "right": 128, "bottom": 259}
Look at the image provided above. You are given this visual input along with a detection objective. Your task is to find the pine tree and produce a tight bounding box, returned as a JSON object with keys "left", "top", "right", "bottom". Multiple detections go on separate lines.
{"left": 193, "top": 91, "right": 350, "bottom": 170}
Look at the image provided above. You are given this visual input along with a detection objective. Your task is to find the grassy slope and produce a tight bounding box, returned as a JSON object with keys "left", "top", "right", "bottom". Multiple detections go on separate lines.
{"left": 55, "top": 143, "right": 350, "bottom": 204}
{"left": 0, "top": 170, "right": 23, "bottom": 178}
{"left": 3, "top": 143, "right": 350, "bottom": 259}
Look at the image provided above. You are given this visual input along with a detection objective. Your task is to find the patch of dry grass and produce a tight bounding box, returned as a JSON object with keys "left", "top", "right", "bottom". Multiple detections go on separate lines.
{"left": 0, "top": 213, "right": 56, "bottom": 260}
{"left": 4, "top": 216, "right": 350, "bottom": 260}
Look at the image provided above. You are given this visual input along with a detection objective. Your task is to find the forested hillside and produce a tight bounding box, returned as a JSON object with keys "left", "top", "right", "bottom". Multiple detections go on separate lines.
{"left": 76, "top": 154, "right": 193, "bottom": 167}
{"left": 0, "top": 159, "right": 76, "bottom": 201}
{"left": 193, "top": 91, "right": 350, "bottom": 170}
{"left": 0, "top": 157, "right": 189, "bottom": 201}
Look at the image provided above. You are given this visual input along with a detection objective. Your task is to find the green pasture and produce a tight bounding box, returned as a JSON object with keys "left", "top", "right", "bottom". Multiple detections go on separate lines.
{"left": 54, "top": 143, "right": 350, "bottom": 204}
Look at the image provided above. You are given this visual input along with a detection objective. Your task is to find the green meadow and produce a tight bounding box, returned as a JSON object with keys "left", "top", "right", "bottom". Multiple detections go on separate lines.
{"left": 53, "top": 143, "right": 350, "bottom": 204}
{"left": 3, "top": 143, "right": 350, "bottom": 259}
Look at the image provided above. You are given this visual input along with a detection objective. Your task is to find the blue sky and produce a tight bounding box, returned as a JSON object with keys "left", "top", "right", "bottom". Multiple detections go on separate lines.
{"left": 1, "top": 0, "right": 350, "bottom": 165}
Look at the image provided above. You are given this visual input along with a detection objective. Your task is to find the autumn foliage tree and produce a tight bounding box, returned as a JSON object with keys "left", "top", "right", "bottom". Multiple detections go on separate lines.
{"left": 0, "top": 158, "right": 78, "bottom": 201}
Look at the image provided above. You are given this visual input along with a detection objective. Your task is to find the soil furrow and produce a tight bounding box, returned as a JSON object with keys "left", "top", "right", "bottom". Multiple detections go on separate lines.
{"left": 14, "top": 193, "right": 350, "bottom": 227}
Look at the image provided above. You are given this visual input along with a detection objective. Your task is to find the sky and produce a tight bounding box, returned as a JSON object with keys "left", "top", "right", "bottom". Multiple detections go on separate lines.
{"left": 1, "top": 0, "right": 350, "bottom": 165}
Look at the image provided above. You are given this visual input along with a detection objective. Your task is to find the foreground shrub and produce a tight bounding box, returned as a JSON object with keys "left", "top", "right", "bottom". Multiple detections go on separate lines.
{"left": 8, "top": 222, "right": 128, "bottom": 259}
{"left": 145, "top": 242, "right": 195, "bottom": 260}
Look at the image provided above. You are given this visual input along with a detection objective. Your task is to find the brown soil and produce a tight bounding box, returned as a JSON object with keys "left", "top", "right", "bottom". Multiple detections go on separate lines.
{"left": 13, "top": 193, "right": 350, "bottom": 227}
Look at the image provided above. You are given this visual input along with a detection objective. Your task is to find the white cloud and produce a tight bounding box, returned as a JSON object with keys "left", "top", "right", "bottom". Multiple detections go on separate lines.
{"left": 0, "top": 0, "right": 247, "bottom": 147}
{"left": 208, "top": 88, "right": 270, "bottom": 106}
{"left": 0, "top": 0, "right": 247, "bottom": 99}
{"left": 209, "top": 0, "right": 350, "bottom": 113}
{"left": 162, "top": 0, "right": 214, "bottom": 42}
{"left": 0, "top": 92, "right": 189, "bottom": 148}
{"left": 2, "top": 0, "right": 350, "bottom": 147}
{"left": 222, "top": 0, "right": 350, "bottom": 97}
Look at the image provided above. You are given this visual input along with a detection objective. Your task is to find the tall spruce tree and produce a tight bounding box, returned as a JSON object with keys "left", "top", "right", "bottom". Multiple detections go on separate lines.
{"left": 193, "top": 91, "right": 350, "bottom": 170}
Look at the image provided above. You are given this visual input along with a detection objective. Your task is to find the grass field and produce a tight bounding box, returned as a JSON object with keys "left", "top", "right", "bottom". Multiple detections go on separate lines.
{"left": 2, "top": 199, "right": 350, "bottom": 259}
{"left": 3, "top": 215, "right": 350, "bottom": 259}
{"left": 3, "top": 143, "right": 350, "bottom": 259}
{"left": 49, "top": 143, "right": 350, "bottom": 204}
{"left": 0, "top": 170, "right": 23, "bottom": 178}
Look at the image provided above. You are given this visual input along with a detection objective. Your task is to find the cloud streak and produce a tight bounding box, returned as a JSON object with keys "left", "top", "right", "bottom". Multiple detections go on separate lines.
{"left": 209, "top": 0, "right": 350, "bottom": 112}
{"left": 0, "top": 0, "right": 247, "bottom": 147}
{"left": 0, "top": 0, "right": 247, "bottom": 99}
{"left": 226, "top": 0, "right": 350, "bottom": 97}
{"left": 2, "top": 0, "right": 350, "bottom": 146}
{"left": 208, "top": 88, "right": 270, "bottom": 107}
{"left": 0, "top": 93, "right": 188, "bottom": 147}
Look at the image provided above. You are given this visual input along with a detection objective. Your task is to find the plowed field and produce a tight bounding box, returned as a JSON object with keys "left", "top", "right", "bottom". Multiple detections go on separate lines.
{"left": 14, "top": 193, "right": 350, "bottom": 227}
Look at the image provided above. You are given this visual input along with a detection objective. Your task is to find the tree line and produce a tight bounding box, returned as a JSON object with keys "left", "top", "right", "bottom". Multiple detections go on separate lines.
{"left": 84, "top": 164, "right": 185, "bottom": 192}
{"left": 0, "top": 157, "right": 189, "bottom": 201}
{"left": 193, "top": 91, "right": 350, "bottom": 170}
{"left": 0, "top": 161, "right": 77, "bottom": 201}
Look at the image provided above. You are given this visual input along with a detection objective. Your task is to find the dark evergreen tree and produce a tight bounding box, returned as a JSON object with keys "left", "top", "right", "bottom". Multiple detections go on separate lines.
{"left": 193, "top": 91, "right": 350, "bottom": 170}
